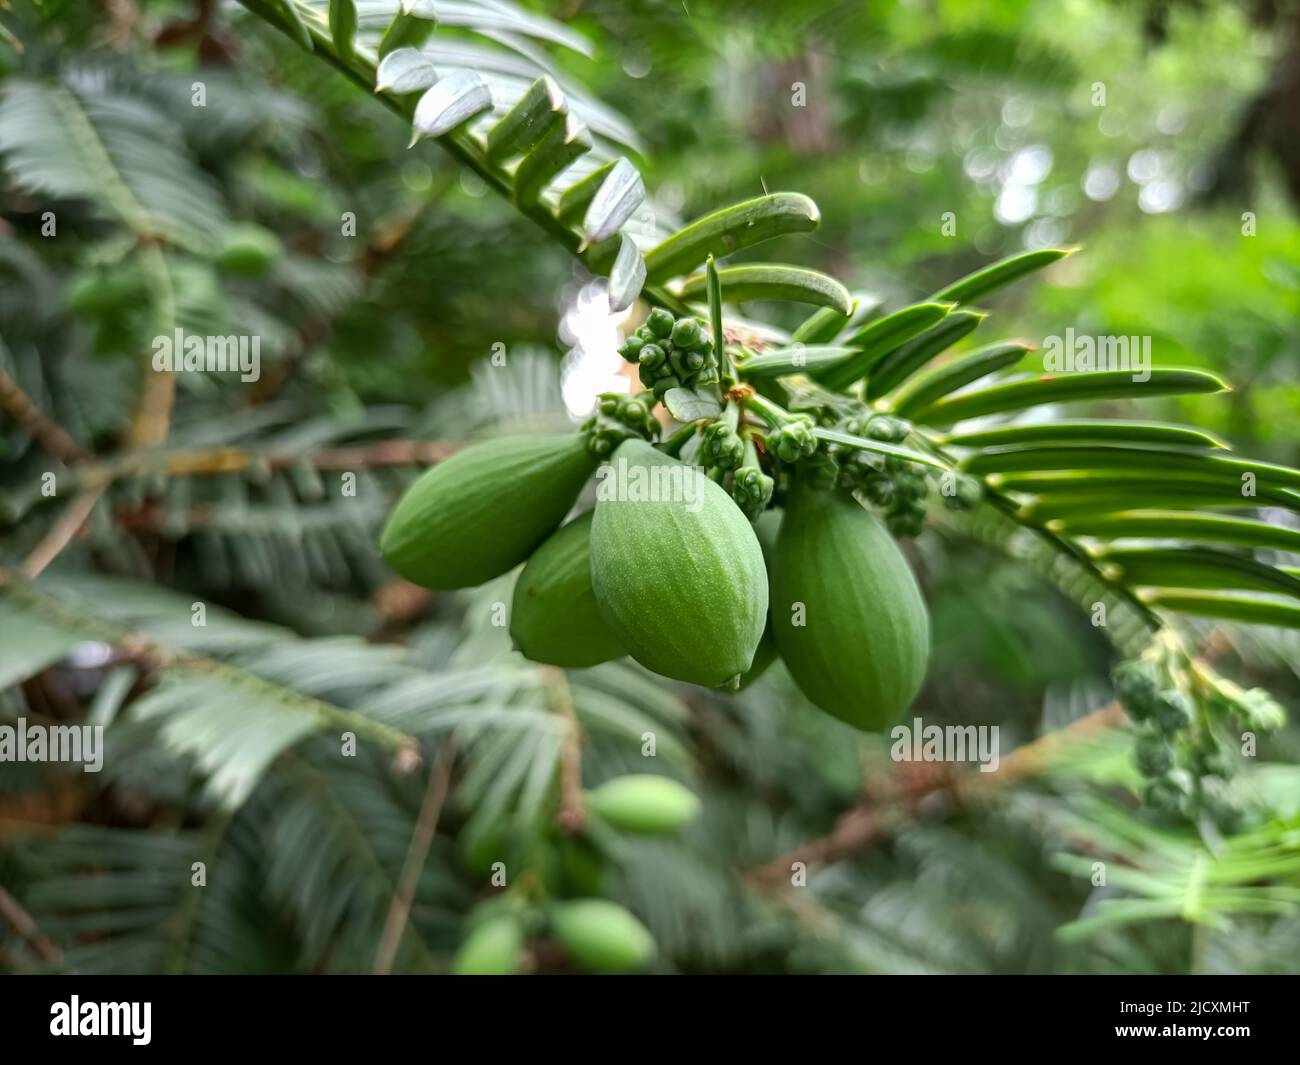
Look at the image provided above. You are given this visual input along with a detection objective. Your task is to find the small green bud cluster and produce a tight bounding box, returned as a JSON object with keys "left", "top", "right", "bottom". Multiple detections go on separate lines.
{"left": 618, "top": 308, "right": 718, "bottom": 401}
{"left": 699, "top": 421, "right": 745, "bottom": 470}
{"left": 1113, "top": 657, "right": 1251, "bottom": 831}
{"left": 767, "top": 416, "right": 818, "bottom": 464}
{"left": 830, "top": 413, "right": 929, "bottom": 538}
{"left": 731, "top": 464, "right": 775, "bottom": 519}
{"left": 581, "top": 392, "right": 660, "bottom": 456}
{"left": 940, "top": 472, "right": 982, "bottom": 511}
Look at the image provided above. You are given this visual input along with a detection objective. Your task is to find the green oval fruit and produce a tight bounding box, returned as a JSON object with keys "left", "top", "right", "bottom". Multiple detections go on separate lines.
{"left": 550, "top": 899, "right": 654, "bottom": 973}
{"left": 510, "top": 511, "right": 624, "bottom": 667}
{"left": 590, "top": 440, "right": 768, "bottom": 687}
{"left": 771, "top": 480, "right": 929, "bottom": 731}
{"left": 585, "top": 774, "right": 700, "bottom": 835}
{"left": 381, "top": 434, "right": 598, "bottom": 590}
{"left": 451, "top": 913, "right": 525, "bottom": 975}
{"left": 215, "top": 223, "right": 283, "bottom": 278}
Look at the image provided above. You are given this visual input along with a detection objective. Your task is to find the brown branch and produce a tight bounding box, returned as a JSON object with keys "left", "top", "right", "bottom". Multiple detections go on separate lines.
{"left": 20, "top": 487, "right": 107, "bottom": 579}
{"left": 58, "top": 440, "right": 458, "bottom": 497}
{"left": 373, "top": 740, "right": 456, "bottom": 975}
{"left": 546, "top": 668, "right": 586, "bottom": 834}
{"left": 126, "top": 368, "right": 176, "bottom": 449}
{"left": 0, "top": 884, "right": 64, "bottom": 966}
{"left": 747, "top": 702, "right": 1128, "bottom": 888}
{"left": 0, "top": 365, "right": 92, "bottom": 464}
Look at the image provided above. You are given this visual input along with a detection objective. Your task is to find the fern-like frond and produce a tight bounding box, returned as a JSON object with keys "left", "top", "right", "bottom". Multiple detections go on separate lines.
{"left": 0, "top": 80, "right": 228, "bottom": 251}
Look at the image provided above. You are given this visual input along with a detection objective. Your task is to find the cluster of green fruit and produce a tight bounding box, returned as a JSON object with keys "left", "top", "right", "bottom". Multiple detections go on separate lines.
{"left": 806, "top": 413, "right": 976, "bottom": 539}
{"left": 1113, "top": 658, "right": 1247, "bottom": 829}
{"left": 452, "top": 774, "right": 698, "bottom": 974}
{"left": 618, "top": 307, "right": 719, "bottom": 399}
{"left": 580, "top": 392, "right": 659, "bottom": 456}
{"left": 380, "top": 423, "right": 930, "bottom": 732}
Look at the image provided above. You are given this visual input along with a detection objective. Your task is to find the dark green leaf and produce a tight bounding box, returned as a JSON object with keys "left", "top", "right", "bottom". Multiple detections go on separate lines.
{"left": 866, "top": 309, "right": 985, "bottom": 400}
{"left": 329, "top": 0, "right": 358, "bottom": 61}
{"left": 379, "top": 11, "right": 434, "bottom": 59}
{"left": 1140, "top": 591, "right": 1300, "bottom": 630}
{"left": 663, "top": 387, "right": 721, "bottom": 422}
{"left": 891, "top": 341, "right": 1031, "bottom": 418}
{"left": 678, "top": 263, "right": 852, "bottom": 313}
{"left": 964, "top": 444, "right": 1300, "bottom": 493}
{"left": 643, "top": 192, "right": 820, "bottom": 284}
{"left": 737, "top": 345, "right": 856, "bottom": 378}
{"left": 921, "top": 369, "right": 1227, "bottom": 425}
{"left": 1092, "top": 546, "right": 1300, "bottom": 598}
{"left": 932, "top": 247, "right": 1073, "bottom": 304}
{"left": 555, "top": 161, "right": 616, "bottom": 225}
{"left": 790, "top": 302, "right": 853, "bottom": 346}
{"left": 813, "top": 302, "right": 953, "bottom": 391}
{"left": 485, "top": 76, "right": 566, "bottom": 163}
{"left": 944, "top": 420, "right": 1227, "bottom": 450}
{"left": 812, "top": 427, "right": 947, "bottom": 470}
{"left": 1052, "top": 510, "right": 1300, "bottom": 552}
{"left": 513, "top": 113, "right": 592, "bottom": 207}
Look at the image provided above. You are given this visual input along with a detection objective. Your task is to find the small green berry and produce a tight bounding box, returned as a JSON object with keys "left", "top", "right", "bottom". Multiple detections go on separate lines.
{"left": 647, "top": 308, "right": 674, "bottom": 338}
{"left": 670, "top": 317, "right": 703, "bottom": 348}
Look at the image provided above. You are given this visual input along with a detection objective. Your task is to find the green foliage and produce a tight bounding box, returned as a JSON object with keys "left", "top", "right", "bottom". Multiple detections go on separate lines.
{"left": 0, "top": 0, "right": 1298, "bottom": 977}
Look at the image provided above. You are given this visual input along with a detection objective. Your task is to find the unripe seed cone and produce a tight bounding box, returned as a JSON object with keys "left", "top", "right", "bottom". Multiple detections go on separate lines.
{"left": 585, "top": 774, "right": 700, "bottom": 835}
{"left": 380, "top": 434, "right": 597, "bottom": 590}
{"left": 590, "top": 440, "right": 768, "bottom": 687}
{"left": 550, "top": 899, "right": 655, "bottom": 973}
{"left": 510, "top": 511, "right": 624, "bottom": 667}
{"left": 451, "top": 913, "right": 525, "bottom": 975}
{"left": 216, "top": 222, "right": 282, "bottom": 278}
{"left": 771, "top": 480, "right": 929, "bottom": 731}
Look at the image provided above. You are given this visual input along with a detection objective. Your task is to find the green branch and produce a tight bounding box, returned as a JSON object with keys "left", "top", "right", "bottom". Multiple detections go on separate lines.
{"left": 235, "top": 0, "right": 688, "bottom": 314}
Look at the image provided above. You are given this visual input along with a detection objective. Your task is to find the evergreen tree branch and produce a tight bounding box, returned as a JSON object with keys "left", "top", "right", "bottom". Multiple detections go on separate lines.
{"left": 0, "top": 578, "right": 418, "bottom": 757}
{"left": 0, "top": 363, "right": 92, "bottom": 464}
{"left": 20, "top": 487, "right": 106, "bottom": 579}
{"left": 53, "top": 440, "right": 456, "bottom": 497}
{"left": 372, "top": 739, "right": 456, "bottom": 975}
{"left": 748, "top": 701, "right": 1128, "bottom": 887}
{"left": 0, "top": 884, "right": 64, "bottom": 967}
{"left": 545, "top": 668, "right": 586, "bottom": 834}
{"left": 233, "top": 0, "right": 689, "bottom": 314}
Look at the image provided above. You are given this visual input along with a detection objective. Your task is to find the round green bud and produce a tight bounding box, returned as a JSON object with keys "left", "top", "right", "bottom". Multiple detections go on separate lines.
{"left": 1134, "top": 730, "right": 1174, "bottom": 777}
{"left": 670, "top": 317, "right": 703, "bottom": 348}
{"left": 647, "top": 308, "right": 675, "bottom": 338}
{"left": 1113, "top": 660, "right": 1159, "bottom": 720}
{"left": 1153, "top": 689, "right": 1194, "bottom": 734}
{"left": 652, "top": 375, "right": 680, "bottom": 399}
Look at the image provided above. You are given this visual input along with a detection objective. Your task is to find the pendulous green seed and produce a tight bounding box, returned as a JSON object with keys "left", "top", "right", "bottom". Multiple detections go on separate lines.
{"left": 380, "top": 434, "right": 597, "bottom": 590}
{"left": 590, "top": 440, "right": 768, "bottom": 687}
{"left": 770, "top": 479, "right": 930, "bottom": 731}
{"left": 510, "top": 511, "right": 625, "bottom": 668}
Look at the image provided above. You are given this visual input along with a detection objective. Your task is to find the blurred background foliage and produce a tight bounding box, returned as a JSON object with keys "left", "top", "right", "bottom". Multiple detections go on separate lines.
{"left": 0, "top": 0, "right": 1297, "bottom": 974}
